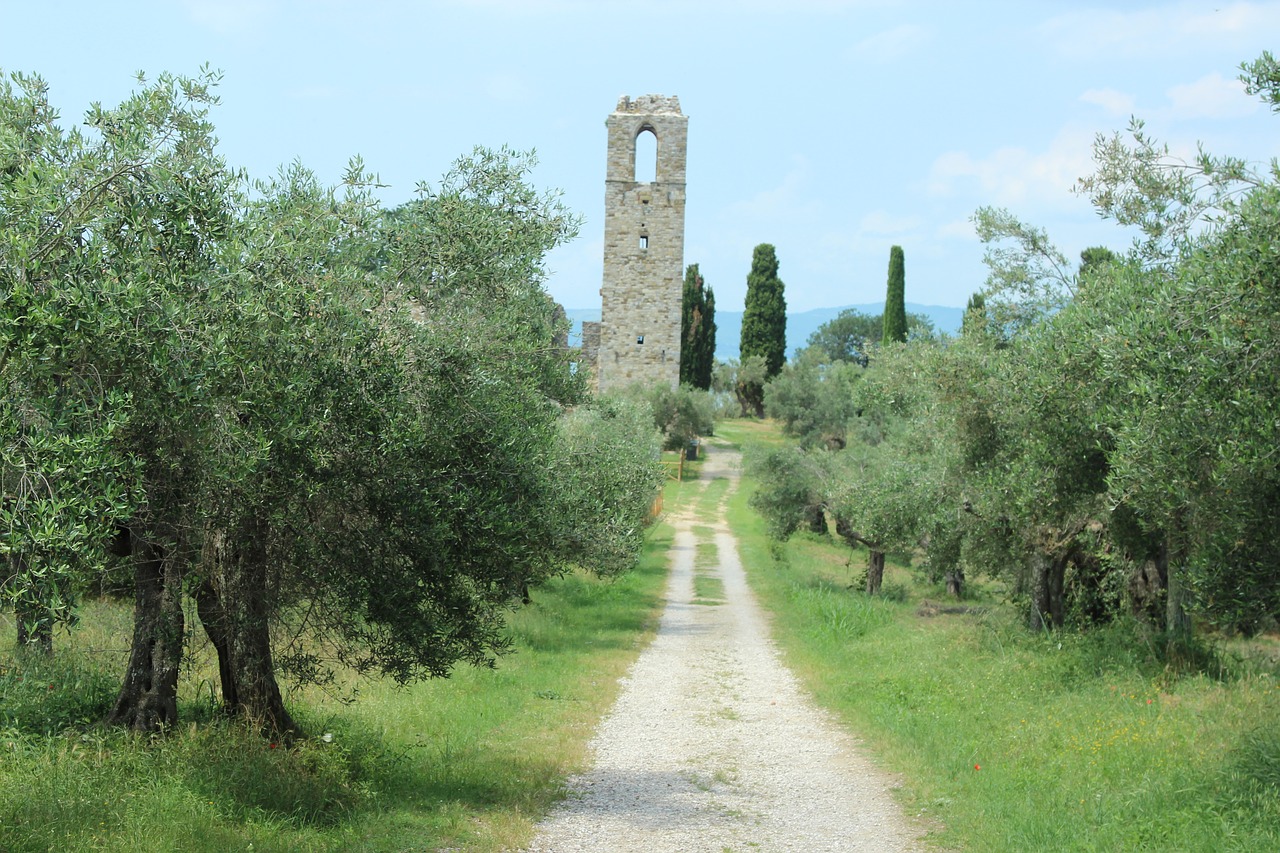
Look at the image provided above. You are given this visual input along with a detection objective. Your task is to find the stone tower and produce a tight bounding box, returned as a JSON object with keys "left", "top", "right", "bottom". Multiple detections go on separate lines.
{"left": 586, "top": 95, "right": 688, "bottom": 391}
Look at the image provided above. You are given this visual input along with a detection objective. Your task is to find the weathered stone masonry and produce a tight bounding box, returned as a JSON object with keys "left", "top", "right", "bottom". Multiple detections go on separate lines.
{"left": 584, "top": 95, "right": 687, "bottom": 391}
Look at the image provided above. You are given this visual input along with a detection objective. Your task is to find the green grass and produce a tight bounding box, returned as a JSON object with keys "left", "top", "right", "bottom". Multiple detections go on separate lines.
{"left": 723, "top": 420, "right": 1280, "bottom": 852}
{"left": 713, "top": 418, "right": 788, "bottom": 450}
{"left": 691, "top": 538, "right": 724, "bottom": 605}
{"left": 11, "top": 420, "right": 1277, "bottom": 851}
{"left": 0, "top": 473, "right": 689, "bottom": 852}
{"left": 692, "top": 574, "right": 725, "bottom": 605}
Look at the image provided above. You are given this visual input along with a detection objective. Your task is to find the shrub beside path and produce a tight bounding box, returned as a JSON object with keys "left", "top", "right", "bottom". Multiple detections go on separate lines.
{"left": 523, "top": 440, "right": 924, "bottom": 852}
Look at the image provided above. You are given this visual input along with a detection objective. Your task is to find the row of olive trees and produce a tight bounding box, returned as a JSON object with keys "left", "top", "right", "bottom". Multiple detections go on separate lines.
{"left": 749, "top": 248, "right": 935, "bottom": 595}
{"left": 750, "top": 54, "right": 1280, "bottom": 647}
{"left": 0, "top": 69, "right": 665, "bottom": 734}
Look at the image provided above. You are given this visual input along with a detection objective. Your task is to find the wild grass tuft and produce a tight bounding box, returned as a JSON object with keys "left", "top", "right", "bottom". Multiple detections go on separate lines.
{"left": 0, "top": 652, "right": 118, "bottom": 735}
{"left": 692, "top": 574, "right": 725, "bottom": 604}
{"left": 786, "top": 580, "right": 896, "bottom": 642}
{"left": 1216, "top": 713, "right": 1280, "bottom": 821}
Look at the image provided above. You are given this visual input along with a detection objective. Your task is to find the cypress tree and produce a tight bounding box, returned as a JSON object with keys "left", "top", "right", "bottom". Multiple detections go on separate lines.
{"left": 740, "top": 243, "right": 787, "bottom": 378}
{"left": 882, "top": 245, "right": 907, "bottom": 344}
{"left": 698, "top": 284, "right": 715, "bottom": 389}
{"left": 961, "top": 292, "right": 986, "bottom": 337}
{"left": 1079, "top": 246, "right": 1117, "bottom": 283}
{"left": 679, "top": 263, "right": 716, "bottom": 390}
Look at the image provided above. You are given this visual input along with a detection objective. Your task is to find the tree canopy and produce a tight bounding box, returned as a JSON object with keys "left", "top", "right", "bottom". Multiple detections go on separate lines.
{"left": 740, "top": 244, "right": 787, "bottom": 378}
{"left": 747, "top": 53, "right": 1280, "bottom": 650}
{"left": 1, "top": 69, "right": 664, "bottom": 734}
{"left": 882, "top": 246, "right": 907, "bottom": 344}
{"left": 804, "top": 309, "right": 879, "bottom": 366}
{"left": 679, "top": 263, "right": 716, "bottom": 390}
{"left": 804, "top": 307, "right": 934, "bottom": 365}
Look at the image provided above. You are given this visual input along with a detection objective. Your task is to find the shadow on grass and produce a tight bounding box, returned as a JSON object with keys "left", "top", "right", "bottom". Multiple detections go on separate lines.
{"left": 512, "top": 524, "right": 673, "bottom": 656}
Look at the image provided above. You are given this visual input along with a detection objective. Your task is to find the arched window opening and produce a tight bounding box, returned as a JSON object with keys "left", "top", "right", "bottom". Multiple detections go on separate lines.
{"left": 634, "top": 128, "right": 657, "bottom": 183}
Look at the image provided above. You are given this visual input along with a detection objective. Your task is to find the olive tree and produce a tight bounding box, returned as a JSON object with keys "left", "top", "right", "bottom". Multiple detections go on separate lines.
{"left": 3, "top": 70, "right": 667, "bottom": 736}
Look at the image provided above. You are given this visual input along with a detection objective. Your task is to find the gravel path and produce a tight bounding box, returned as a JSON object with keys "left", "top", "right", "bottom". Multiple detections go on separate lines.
{"left": 523, "top": 441, "right": 924, "bottom": 853}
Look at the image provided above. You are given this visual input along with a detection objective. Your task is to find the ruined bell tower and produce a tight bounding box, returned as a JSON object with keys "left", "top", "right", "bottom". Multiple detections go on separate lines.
{"left": 586, "top": 95, "right": 687, "bottom": 391}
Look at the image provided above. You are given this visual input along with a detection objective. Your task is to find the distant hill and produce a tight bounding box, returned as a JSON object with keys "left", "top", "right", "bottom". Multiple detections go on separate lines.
{"left": 563, "top": 303, "right": 965, "bottom": 361}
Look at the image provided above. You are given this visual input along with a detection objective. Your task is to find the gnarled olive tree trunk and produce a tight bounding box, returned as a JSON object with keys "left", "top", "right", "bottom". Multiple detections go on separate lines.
{"left": 1027, "top": 550, "right": 1068, "bottom": 631}
{"left": 866, "top": 548, "right": 886, "bottom": 596}
{"left": 193, "top": 523, "right": 299, "bottom": 737}
{"left": 835, "top": 514, "right": 886, "bottom": 595}
{"left": 107, "top": 534, "right": 184, "bottom": 731}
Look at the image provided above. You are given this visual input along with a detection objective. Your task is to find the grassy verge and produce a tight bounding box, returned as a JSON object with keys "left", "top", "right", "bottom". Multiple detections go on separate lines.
{"left": 716, "top": 418, "right": 1280, "bottom": 852}
{"left": 0, "top": 467, "right": 687, "bottom": 852}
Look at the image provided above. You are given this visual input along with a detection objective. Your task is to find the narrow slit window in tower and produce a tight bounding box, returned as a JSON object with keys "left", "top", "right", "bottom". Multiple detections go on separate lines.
{"left": 639, "top": 235, "right": 649, "bottom": 249}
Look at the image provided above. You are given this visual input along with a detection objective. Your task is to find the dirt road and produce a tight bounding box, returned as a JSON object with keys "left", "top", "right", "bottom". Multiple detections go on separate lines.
{"left": 524, "top": 441, "right": 923, "bottom": 852}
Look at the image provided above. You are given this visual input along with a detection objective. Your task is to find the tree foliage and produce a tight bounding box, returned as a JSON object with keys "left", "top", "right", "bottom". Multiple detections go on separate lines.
{"left": 1, "top": 69, "right": 663, "bottom": 735}
{"left": 747, "top": 54, "right": 1280, "bottom": 645}
{"left": 764, "top": 349, "right": 862, "bottom": 449}
{"left": 731, "top": 355, "right": 769, "bottom": 419}
{"left": 805, "top": 307, "right": 933, "bottom": 365}
{"left": 679, "top": 263, "right": 715, "bottom": 390}
{"left": 618, "top": 381, "right": 715, "bottom": 452}
{"left": 882, "top": 245, "right": 907, "bottom": 344}
{"left": 546, "top": 399, "right": 665, "bottom": 578}
{"left": 740, "top": 244, "right": 786, "bottom": 379}
{"left": 805, "top": 309, "right": 878, "bottom": 366}
{"left": 973, "top": 206, "right": 1076, "bottom": 335}
{"left": 961, "top": 292, "right": 986, "bottom": 337}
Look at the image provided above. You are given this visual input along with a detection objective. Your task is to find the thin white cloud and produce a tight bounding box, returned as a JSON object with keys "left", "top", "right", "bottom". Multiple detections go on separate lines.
{"left": 1077, "top": 71, "right": 1259, "bottom": 123}
{"left": 727, "top": 159, "right": 821, "bottom": 221}
{"left": 858, "top": 210, "right": 923, "bottom": 236}
{"left": 850, "top": 24, "right": 930, "bottom": 62}
{"left": 811, "top": 210, "right": 925, "bottom": 266}
{"left": 937, "top": 218, "right": 977, "bottom": 240}
{"left": 1164, "top": 71, "right": 1257, "bottom": 119}
{"left": 1080, "top": 88, "right": 1135, "bottom": 117}
{"left": 927, "top": 126, "right": 1096, "bottom": 207}
{"left": 1041, "top": 1, "right": 1280, "bottom": 59}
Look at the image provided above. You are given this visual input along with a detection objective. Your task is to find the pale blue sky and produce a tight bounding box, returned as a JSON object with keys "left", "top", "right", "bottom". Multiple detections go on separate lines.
{"left": 3, "top": 1, "right": 1277, "bottom": 311}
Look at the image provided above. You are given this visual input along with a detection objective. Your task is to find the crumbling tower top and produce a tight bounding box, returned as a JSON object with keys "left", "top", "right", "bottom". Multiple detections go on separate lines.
{"left": 614, "top": 94, "right": 683, "bottom": 114}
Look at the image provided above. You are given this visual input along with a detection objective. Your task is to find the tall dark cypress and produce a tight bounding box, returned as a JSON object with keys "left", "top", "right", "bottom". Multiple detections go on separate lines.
{"left": 740, "top": 244, "right": 787, "bottom": 378}
{"left": 882, "top": 245, "right": 907, "bottom": 344}
{"left": 680, "top": 264, "right": 716, "bottom": 390}
{"left": 697, "top": 284, "right": 716, "bottom": 389}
